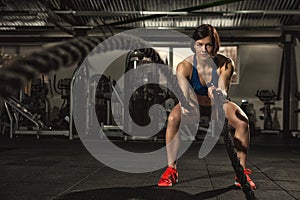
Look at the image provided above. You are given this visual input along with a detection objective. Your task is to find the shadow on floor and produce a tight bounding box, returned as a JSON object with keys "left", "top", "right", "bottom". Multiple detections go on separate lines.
{"left": 55, "top": 185, "right": 238, "bottom": 200}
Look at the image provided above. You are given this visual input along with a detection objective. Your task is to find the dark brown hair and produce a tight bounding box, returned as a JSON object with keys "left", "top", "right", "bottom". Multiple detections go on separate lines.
{"left": 191, "top": 24, "right": 220, "bottom": 56}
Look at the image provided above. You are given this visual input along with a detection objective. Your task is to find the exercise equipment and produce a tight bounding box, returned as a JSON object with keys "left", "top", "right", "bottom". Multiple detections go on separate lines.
{"left": 84, "top": 71, "right": 125, "bottom": 139}
{"left": 28, "top": 77, "right": 51, "bottom": 122}
{"left": 51, "top": 75, "right": 72, "bottom": 130}
{"left": 93, "top": 74, "right": 123, "bottom": 134}
{"left": 3, "top": 69, "right": 83, "bottom": 139}
{"left": 4, "top": 96, "right": 46, "bottom": 139}
{"left": 4, "top": 95, "right": 73, "bottom": 139}
{"left": 271, "top": 107, "right": 281, "bottom": 130}
{"left": 291, "top": 91, "right": 300, "bottom": 138}
{"left": 94, "top": 75, "right": 113, "bottom": 126}
{"left": 124, "top": 50, "right": 161, "bottom": 141}
{"left": 6, "top": 76, "right": 51, "bottom": 130}
{"left": 2, "top": 75, "right": 53, "bottom": 138}
{"left": 256, "top": 89, "right": 278, "bottom": 131}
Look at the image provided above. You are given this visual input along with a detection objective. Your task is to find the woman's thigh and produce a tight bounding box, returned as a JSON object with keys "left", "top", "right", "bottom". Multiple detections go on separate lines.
{"left": 223, "top": 101, "right": 248, "bottom": 128}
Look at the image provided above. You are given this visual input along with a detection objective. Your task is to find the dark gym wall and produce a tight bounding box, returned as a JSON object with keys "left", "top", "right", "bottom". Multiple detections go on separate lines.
{"left": 228, "top": 44, "right": 283, "bottom": 129}
{"left": 229, "top": 41, "right": 300, "bottom": 130}
{"left": 229, "top": 44, "right": 282, "bottom": 99}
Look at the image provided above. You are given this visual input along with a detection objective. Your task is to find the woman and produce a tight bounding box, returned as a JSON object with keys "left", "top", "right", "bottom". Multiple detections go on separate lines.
{"left": 157, "top": 24, "right": 256, "bottom": 189}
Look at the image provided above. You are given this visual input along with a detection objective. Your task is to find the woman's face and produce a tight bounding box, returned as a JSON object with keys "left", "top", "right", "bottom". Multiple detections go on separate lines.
{"left": 193, "top": 36, "right": 213, "bottom": 60}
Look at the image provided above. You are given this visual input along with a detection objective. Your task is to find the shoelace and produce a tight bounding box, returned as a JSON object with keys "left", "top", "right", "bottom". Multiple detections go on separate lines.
{"left": 235, "top": 168, "right": 253, "bottom": 182}
{"left": 243, "top": 169, "right": 254, "bottom": 183}
{"left": 161, "top": 168, "right": 176, "bottom": 181}
{"left": 244, "top": 168, "right": 252, "bottom": 175}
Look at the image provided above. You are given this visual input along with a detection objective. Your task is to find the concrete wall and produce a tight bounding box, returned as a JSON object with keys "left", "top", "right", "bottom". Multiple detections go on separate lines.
{"left": 229, "top": 44, "right": 283, "bottom": 129}
{"left": 228, "top": 41, "right": 300, "bottom": 130}
{"left": 229, "top": 45, "right": 282, "bottom": 98}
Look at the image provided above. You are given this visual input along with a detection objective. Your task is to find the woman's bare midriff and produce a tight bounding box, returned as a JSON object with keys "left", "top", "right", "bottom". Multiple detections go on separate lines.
{"left": 196, "top": 95, "right": 212, "bottom": 107}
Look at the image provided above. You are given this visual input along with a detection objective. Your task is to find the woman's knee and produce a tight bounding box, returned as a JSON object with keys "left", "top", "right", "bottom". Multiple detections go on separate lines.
{"left": 237, "top": 119, "right": 249, "bottom": 132}
{"left": 234, "top": 109, "right": 249, "bottom": 129}
{"left": 168, "top": 113, "right": 180, "bottom": 127}
{"left": 228, "top": 112, "right": 249, "bottom": 133}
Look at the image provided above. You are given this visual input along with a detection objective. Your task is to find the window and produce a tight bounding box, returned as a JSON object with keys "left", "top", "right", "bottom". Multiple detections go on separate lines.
{"left": 219, "top": 46, "right": 239, "bottom": 84}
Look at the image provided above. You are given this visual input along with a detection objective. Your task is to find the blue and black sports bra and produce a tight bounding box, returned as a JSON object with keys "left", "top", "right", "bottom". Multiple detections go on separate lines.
{"left": 188, "top": 55, "right": 219, "bottom": 96}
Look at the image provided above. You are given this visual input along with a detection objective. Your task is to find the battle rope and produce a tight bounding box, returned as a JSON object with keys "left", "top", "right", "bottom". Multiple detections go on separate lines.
{"left": 0, "top": 36, "right": 103, "bottom": 97}
{"left": 211, "top": 87, "right": 256, "bottom": 200}
{"left": 0, "top": 35, "right": 191, "bottom": 109}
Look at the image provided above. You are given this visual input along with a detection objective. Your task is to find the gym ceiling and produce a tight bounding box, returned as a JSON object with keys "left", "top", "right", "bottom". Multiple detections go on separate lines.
{"left": 0, "top": 0, "right": 299, "bottom": 44}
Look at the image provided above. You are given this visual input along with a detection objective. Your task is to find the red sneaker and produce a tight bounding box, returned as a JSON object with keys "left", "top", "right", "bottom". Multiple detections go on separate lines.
{"left": 235, "top": 168, "right": 256, "bottom": 189}
{"left": 157, "top": 166, "right": 178, "bottom": 187}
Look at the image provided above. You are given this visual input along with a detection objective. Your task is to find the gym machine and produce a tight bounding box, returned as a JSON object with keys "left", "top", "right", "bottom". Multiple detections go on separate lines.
{"left": 291, "top": 91, "right": 300, "bottom": 138}
{"left": 3, "top": 71, "right": 80, "bottom": 139}
{"left": 256, "top": 89, "right": 281, "bottom": 134}
{"left": 51, "top": 75, "right": 72, "bottom": 130}
{"left": 90, "top": 74, "right": 124, "bottom": 138}
{"left": 29, "top": 77, "right": 51, "bottom": 123}
{"left": 4, "top": 96, "right": 45, "bottom": 139}
{"left": 123, "top": 50, "right": 166, "bottom": 141}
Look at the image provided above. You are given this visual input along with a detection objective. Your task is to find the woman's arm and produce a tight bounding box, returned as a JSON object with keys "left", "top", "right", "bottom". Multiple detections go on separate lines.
{"left": 218, "top": 58, "right": 234, "bottom": 95}
{"left": 176, "top": 61, "right": 192, "bottom": 102}
{"left": 208, "top": 57, "right": 234, "bottom": 99}
{"left": 176, "top": 60, "right": 197, "bottom": 113}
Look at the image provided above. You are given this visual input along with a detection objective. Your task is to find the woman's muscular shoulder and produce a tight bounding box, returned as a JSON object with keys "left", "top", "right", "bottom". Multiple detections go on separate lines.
{"left": 216, "top": 54, "right": 234, "bottom": 77}
{"left": 216, "top": 54, "right": 233, "bottom": 67}
{"left": 217, "top": 54, "right": 234, "bottom": 70}
{"left": 177, "top": 56, "right": 193, "bottom": 78}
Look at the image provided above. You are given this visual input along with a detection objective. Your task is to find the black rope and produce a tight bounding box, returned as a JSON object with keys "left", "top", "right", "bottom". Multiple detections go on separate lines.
{"left": 0, "top": 35, "right": 135, "bottom": 97}
{"left": 0, "top": 35, "right": 191, "bottom": 111}
{"left": 0, "top": 37, "right": 97, "bottom": 97}
{"left": 212, "top": 89, "right": 256, "bottom": 200}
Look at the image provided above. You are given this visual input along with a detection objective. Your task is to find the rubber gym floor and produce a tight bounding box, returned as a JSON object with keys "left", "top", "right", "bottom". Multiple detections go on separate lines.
{"left": 0, "top": 134, "right": 299, "bottom": 200}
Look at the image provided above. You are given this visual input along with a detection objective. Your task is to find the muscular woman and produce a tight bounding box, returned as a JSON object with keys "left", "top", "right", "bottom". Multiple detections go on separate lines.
{"left": 157, "top": 24, "right": 256, "bottom": 189}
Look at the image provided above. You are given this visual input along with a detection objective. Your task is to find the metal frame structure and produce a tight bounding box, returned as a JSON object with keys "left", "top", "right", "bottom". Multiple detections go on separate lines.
{"left": 3, "top": 76, "right": 76, "bottom": 139}
{"left": 4, "top": 98, "right": 72, "bottom": 139}
{"left": 0, "top": 0, "right": 299, "bottom": 40}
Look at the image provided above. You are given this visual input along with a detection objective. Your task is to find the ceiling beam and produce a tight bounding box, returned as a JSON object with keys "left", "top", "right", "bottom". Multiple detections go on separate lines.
{"left": 2, "top": 10, "right": 300, "bottom": 17}
{"left": 97, "top": 0, "right": 245, "bottom": 27}
{"left": 0, "top": 35, "right": 282, "bottom": 45}
{"left": 0, "top": 36, "right": 72, "bottom": 44}
{"left": 0, "top": 24, "right": 299, "bottom": 31}
{"left": 37, "top": 0, "right": 75, "bottom": 36}
{"left": 48, "top": 10, "right": 300, "bottom": 17}
{"left": 285, "top": 1, "right": 300, "bottom": 26}
{"left": 96, "top": 25, "right": 300, "bottom": 32}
